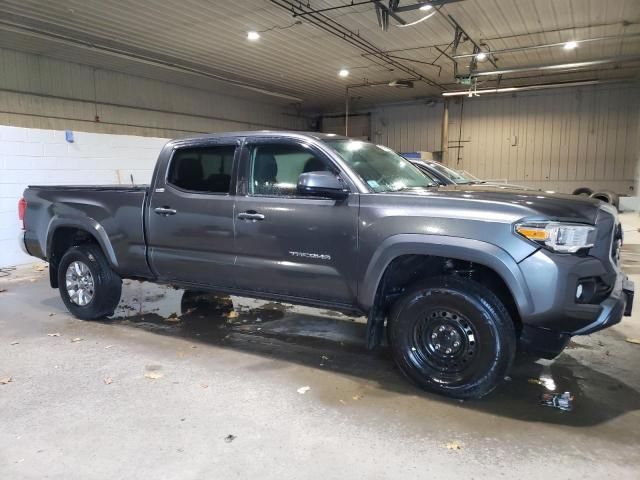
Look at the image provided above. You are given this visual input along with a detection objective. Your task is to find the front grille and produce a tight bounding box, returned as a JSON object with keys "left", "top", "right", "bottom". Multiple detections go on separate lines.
{"left": 611, "top": 222, "right": 623, "bottom": 265}
{"left": 588, "top": 208, "right": 616, "bottom": 274}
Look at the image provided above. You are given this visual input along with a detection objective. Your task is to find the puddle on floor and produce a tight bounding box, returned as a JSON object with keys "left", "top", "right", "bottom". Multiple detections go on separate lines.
{"left": 109, "top": 282, "right": 368, "bottom": 355}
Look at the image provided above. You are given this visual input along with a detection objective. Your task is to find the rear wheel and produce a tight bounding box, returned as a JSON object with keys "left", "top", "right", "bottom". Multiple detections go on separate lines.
{"left": 387, "top": 276, "right": 516, "bottom": 399}
{"left": 58, "top": 245, "right": 122, "bottom": 320}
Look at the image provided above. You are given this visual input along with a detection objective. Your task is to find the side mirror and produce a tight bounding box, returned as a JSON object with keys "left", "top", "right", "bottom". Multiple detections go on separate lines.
{"left": 297, "top": 171, "right": 349, "bottom": 199}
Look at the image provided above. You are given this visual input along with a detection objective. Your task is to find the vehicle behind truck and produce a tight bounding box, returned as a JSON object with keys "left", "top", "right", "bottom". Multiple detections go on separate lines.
{"left": 19, "top": 131, "right": 634, "bottom": 399}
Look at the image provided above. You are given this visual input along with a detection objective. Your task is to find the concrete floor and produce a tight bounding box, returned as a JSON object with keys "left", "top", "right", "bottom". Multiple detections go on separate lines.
{"left": 2, "top": 214, "right": 640, "bottom": 479}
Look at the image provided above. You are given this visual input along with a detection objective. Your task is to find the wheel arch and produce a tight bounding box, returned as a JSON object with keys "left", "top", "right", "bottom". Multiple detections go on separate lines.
{"left": 46, "top": 217, "right": 117, "bottom": 288}
{"left": 360, "top": 234, "right": 534, "bottom": 349}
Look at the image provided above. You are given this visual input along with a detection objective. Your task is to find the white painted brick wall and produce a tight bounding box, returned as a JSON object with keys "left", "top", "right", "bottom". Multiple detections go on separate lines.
{"left": 0, "top": 125, "right": 169, "bottom": 268}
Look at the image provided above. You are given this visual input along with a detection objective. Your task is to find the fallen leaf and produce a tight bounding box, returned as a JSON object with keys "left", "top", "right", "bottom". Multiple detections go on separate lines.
{"left": 0, "top": 376, "right": 13, "bottom": 385}
{"left": 0, "top": 288, "right": 6, "bottom": 293}
{"left": 10, "top": 341, "right": 19, "bottom": 346}
{"left": 224, "top": 434, "right": 236, "bottom": 443}
{"left": 144, "top": 372, "right": 163, "bottom": 380}
{"left": 200, "top": 383, "right": 209, "bottom": 389}
{"left": 103, "top": 377, "right": 113, "bottom": 385}
{"left": 71, "top": 337, "right": 83, "bottom": 343}
{"left": 626, "top": 338, "right": 640, "bottom": 345}
{"left": 34, "top": 264, "right": 46, "bottom": 272}
{"left": 352, "top": 394, "right": 363, "bottom": 401}
{"left": 48, "top": 313, "right": 55, "bottom": 317}
{"left": 104, "top": 345, "right": 114, "bottom": 349}
{"left": 445, "top": 441, "right": 462, "bottom": 450}
{"left": 297, "top": 386, "right": 311, "bottom": 395}
{"left": 227, "top": 310, "right": 239, "bottom": 319}
{"left": 321, "top": 355, "right": 329, "bottom": 360}
{"left": 339, "top": 399, "right": 346, "bottom": 405}
{"left": 47, "top": 333, "right": 60, "bottom": 337}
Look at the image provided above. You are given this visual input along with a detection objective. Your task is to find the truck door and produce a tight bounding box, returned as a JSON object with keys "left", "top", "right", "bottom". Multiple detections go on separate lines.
{"left": 234, "top": 138, "right": 359, "bottom": 306}
{"left": 146, "top": 140, "right": 238, "bottom": 287}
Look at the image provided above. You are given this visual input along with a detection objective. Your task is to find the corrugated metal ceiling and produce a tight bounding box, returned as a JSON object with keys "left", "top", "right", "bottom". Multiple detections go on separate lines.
{"left": 1, "top": 0, "right": 639, "bottom": 111}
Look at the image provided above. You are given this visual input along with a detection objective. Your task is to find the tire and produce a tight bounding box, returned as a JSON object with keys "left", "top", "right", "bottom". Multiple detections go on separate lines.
{"left": 572, "top": 187, "right": 593, "bottom": 197}
{"left": 590, "top": 191, "right": 620, "bottom": 209}
{"left": 58, "top": 244, "right": 122, "bottom": 320}
{"left": 387, "top": 276, "right": 516, "bottom": 399}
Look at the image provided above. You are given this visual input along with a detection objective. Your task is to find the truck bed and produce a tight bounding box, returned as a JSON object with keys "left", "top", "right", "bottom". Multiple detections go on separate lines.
{"left": 23, "top": 184, "right": 153, "bottom": 279}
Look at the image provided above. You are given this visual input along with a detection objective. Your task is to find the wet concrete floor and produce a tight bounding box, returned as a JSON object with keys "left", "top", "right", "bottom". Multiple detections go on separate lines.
{"left": 1, "top": 214, "right": 640, "bottom": 479}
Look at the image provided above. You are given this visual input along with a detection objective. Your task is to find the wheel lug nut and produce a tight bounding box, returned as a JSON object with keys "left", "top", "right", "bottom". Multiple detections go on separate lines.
{"left": 453, "top": 341, "right": 460, "bottom": 348}
{"left": 445, "top": 348, "right": 451, "bottom": 354}
{"left": 439, "top": 326, "right": 445, "bottom": 332}
{"left": 431, "top": 333, "right": 437, "bottom": 339}
{"left": 435, "top": 344, "right": 441, "bottom": 350}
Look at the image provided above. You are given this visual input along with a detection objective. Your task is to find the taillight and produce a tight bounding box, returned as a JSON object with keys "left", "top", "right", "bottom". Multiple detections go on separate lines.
{"left": 18, "top": 197, "right": 27, "bottom": 230}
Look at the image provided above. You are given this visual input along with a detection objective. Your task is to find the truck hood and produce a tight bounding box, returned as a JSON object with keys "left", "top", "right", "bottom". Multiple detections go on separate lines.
{"left": 396, "top": 185, "right": 607, "bottom": 224}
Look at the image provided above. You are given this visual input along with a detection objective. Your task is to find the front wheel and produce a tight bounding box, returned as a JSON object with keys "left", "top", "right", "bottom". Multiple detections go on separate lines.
{"left": 387, "top": 276, "right": 516, "bottom": 399}
{"left": 58, "top": 244, "right": 122, "bottom": 320}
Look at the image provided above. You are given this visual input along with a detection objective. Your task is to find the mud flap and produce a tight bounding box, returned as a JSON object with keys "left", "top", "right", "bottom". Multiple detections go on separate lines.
{"left": 623, "top": 278, "right": 634, "bottom": 316}
{"left": 366, "top": 309, "right": 385, "bottom": 350}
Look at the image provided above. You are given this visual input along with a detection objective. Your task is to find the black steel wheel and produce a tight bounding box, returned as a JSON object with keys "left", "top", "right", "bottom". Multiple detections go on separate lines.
{"left": 388, "top": 276, "right": 516, "bottom": 399}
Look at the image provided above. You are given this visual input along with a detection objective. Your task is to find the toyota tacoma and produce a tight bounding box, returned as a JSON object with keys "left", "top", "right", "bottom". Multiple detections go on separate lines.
{"left": 19, "top": 131, "right": 634, "bottom": 399}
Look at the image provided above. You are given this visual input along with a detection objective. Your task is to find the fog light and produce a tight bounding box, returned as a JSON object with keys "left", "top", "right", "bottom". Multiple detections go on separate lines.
{"left": 576, "top": 284, "right": 583, "bottom": 300}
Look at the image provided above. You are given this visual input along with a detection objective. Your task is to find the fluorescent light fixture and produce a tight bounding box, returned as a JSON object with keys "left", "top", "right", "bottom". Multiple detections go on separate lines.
{"left": 419, "top": 3, "right": 433, "bottom": 10}
{"left": 475, "top": 52, "right": 488, "bottom": 61}
{"left": 338, "top": 68, "right": 350, "bottom": 77}
{"left": 247, "top": 31, "right": 260, "bottom": 41}
{"left": 443, "top": 87, "right": 518, "bottom": 97}
{"left": 563, "top": 41, "right": 577, "bottom": 50}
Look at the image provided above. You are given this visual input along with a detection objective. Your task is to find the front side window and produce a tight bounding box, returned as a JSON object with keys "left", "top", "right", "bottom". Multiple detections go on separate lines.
{"left": 324, "top": 139, "right": 435, "bottom": 193}
{"left": 168, "top": 145, "right": 236, "bottom": 193}
{"left": 249, "top": 143, "right": 333, "bottom": 196}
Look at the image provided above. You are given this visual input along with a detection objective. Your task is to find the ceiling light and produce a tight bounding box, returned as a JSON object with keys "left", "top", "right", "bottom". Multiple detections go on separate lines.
{"left": 419, "top": 3, "right": 433, "bottom": 10}
{"left": 563, "top": 41, "right": 577, "bottom": 50}
{"left": 338, "top": 69, "right": 350, "bottom": 78}
{"left": 475, "top": 52, "right": 488, "bottom": 61}
{"left": 247, "top": 31, "right": 260, "bottom": 41}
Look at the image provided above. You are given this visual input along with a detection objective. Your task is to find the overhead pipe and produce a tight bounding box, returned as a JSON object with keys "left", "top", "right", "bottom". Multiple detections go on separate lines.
{"left": 441, "top": 78, "right": 632, "bottom": 97}
{"left": 469, "top": 55, "right": 640, "bottom": 78}
{"left": 452, "top": 33, "right": 640, "bottom": 59}
{"left": 270, "top": 0, "right": 445, "bottom": 90}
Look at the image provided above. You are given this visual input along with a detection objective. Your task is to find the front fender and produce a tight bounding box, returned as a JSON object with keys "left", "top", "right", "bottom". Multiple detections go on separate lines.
{"left": 358, "top": 234, "right": 534, "bottom": 317}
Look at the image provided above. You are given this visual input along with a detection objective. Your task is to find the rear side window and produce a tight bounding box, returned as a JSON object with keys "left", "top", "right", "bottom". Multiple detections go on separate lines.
{"left": 249, "top": 143, "right": 333, "bottom": 196}
{"left": 168, "top": 145, "right": 236, "bottom": 193}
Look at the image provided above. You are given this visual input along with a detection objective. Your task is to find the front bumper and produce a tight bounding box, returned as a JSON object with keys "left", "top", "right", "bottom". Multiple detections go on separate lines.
{"left": 517, "top": 248, "right": 633, "bottom": 358}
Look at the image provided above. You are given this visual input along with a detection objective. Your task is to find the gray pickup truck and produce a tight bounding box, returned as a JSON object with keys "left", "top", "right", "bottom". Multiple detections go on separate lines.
{"left": 19, "top": 131, "right": 633, "bottom": 399}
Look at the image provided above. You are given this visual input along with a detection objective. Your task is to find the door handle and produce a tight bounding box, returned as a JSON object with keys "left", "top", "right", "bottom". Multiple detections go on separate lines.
{"left": 237, "top": 211, "right": 265, "bottom": 221}
{"left": 154, "top": 207, "right": 177, "bottom": 216}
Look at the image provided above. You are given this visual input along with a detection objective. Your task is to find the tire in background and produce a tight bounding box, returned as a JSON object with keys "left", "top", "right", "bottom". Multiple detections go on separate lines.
{"left": 572, "top": 187, "right": 593, "bottom": 197}
{"left": 590, "top": 191, "right": 620, "bottom": 210}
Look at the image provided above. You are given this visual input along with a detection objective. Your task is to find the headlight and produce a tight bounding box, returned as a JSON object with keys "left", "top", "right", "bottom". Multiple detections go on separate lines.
{"left": 515, "top": 222, "right": 596, "bottom": 253}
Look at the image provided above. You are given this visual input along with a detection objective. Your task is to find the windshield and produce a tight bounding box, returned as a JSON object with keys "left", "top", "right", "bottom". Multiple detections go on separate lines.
{"left": 428, "top": 162, "right": 478, "bottom": 184}
{"left": 324, "top": 139, "right": 436, "bottom": 192}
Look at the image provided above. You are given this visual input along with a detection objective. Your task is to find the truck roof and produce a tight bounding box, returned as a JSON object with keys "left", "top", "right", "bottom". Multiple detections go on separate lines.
{"left": 176, "top": 131, "right": 349, "bottom": 143}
